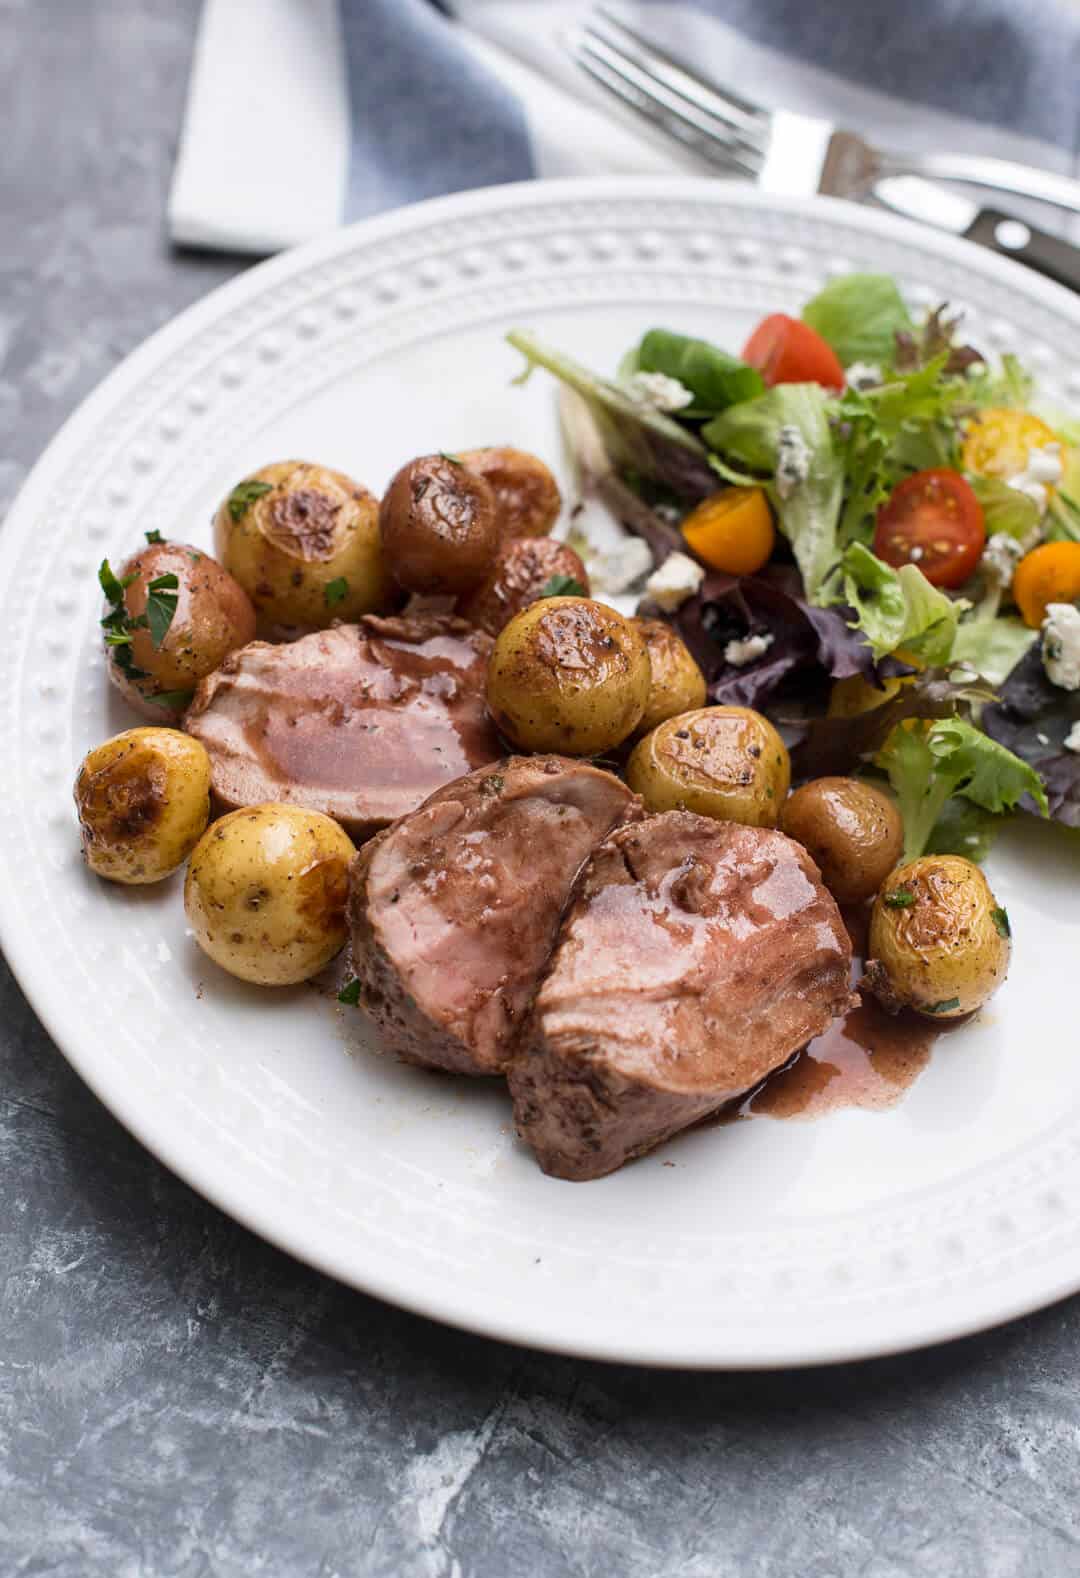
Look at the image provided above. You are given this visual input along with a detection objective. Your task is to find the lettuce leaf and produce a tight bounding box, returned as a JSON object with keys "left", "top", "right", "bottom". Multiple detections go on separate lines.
{"left": 506, "top": 329, "right": 717, "bottom": 501}
{"left": 702, "top": 384, "right": 843, "bottom": 602}
{"left": 631, "top": 329, "right": 764, "bottom": 415}
{"left": 967, "top": 474, "right": 1041, "bottom": 543}
{"left": 838, "top": 542, "right": 961, "bottom": 664}
{"left": 965, "top": 353, "right": 1034, "bottom": 410}
{"left": 924, "top": 797, "right": 1003, "bottom": 863}
{"left": 879, "top": 716, "right": 1048, "bottom": 860}
{"left": 801, "top": 273, "right": 913, "bottom": 367}
{"left": 951, "top": 612, "right": 1037, "bottom": 686}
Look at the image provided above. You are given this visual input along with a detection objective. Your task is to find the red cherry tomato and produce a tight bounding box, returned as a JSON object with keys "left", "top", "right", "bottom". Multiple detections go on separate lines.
{"left": 741, "top": 313, "right": 845, "bottom": 390}
{"left": 872, "top": 469, "right": 986, "bottom": 589}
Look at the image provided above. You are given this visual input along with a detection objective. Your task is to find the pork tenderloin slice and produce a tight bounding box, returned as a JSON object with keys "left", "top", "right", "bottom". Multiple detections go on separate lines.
{"left": 184, "top": 615, "right": 502, "bottom": 839}
{"left": 509, "top": 810, "right": 856, "bottom": 1179}
{"left": 348, "top": 756, "right": 641, "bottom": 1075}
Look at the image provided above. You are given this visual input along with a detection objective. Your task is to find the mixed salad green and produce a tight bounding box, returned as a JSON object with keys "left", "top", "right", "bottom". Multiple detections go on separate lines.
{"left": 509, "top": 272, "right": 1080, "bottom": 856}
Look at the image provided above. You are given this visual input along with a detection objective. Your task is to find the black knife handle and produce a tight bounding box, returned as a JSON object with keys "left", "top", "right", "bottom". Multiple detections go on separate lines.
{"left": 964, "top": 207, "right": 1080, "bottom": 293}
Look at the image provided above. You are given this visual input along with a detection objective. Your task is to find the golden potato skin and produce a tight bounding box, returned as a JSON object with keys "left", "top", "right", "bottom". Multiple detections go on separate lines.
{"left": 626, "top": 706, "right": 790, "bottom": 827}
{"left": 459, "top": 446, "right": 562, "bottom": 541}
{"left": 75, "top": 727, "right": 211, "bottom": 884}
{"left": 486, "top": 596, "right": 650, "bottom": 756}
{"left": 779, "top": 776, "right": 903, "bottom": 904}
{"left": 379, "top": 454, "right": 498, "bottom": 595}
{"left": 866, "top": 856, "right": 1011, "bottom": 1020}
{"left": 632, "top": 619, "right": 707, "bottom": 738}
{"left": 184, "top": 804, "right": 356, "bottom": 986}
{"left": 107, "top": 542, "right": 256, "bottom": 720}
{"left": 458, "top": 537, "right": 589, "bottom": 636}
{"left": 213, "top": 461, "right": 388, "bottom": 632}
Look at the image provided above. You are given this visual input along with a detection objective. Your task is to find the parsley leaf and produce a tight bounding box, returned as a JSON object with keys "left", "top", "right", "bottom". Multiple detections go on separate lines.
{"left": 145, "top": 572, "right": 180, "bottom": 649}
{"left": 98, "top": 558, "right": 135, "bottom": 605}
{"left": 884, "top": 888, "right": 915, "bottom": 909}
{"left": 338, "top": 979, "right": 362, "bottom": 1006}
{"left": 926, "top": 997, "right": 961, "bottom": 1015}
{"left": 147, "top": 689, "right": 194, "bottom": 711}
{"left": 438, "top": 451, "right": 464, "bottom": 466}
{"left": 227, "top": 479, "right": 272, "bottom": 522}
{"left": 538, "top": 574, "right": 587, "bottom": 599}
{"left": 145, "top": 529, "right": 164, "bottom": 544}
{"left": 325, "top": 576, "right": 349, "bottom": 608}
{"left": 992, "top": 907, "right": 1011, "bottom": 939}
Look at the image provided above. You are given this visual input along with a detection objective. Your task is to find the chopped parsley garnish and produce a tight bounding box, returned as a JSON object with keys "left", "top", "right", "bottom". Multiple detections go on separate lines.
{"left": 325, "top": 576, "right": 349, "bottom": 608}
{"left": 991, "top": 907, "right": 1011, "bottom": 939}
{"left": 145, "top": 529, "right": 164, "bottom": 544}
{"left": 438, "top": 450, "right": 464, "bottom": 466}
{"left": 481, "top": 773, "right": 505, "bottom": 795}
{"left": 537, "top": 574, "right": 587, "bottom": 599}
{"left": 884, "top": 888, "right": 916, "bottom": 909}
{"left": 926, "top": 997, "right": 961, "bottom": 1015}
{"left": 148, "top": 689, "right": 195, "bottom": 711}
{"left": 98, "top": 559, "right": 149, "bottom": 680}
{"left": 145, "top": 572, "right": 180, "bottom": 648}
{"left": 338, "top": 978, "right": 362, "bottom": 1006}
{"left": 98, "top": 558, "right": 136, "bottom": 605}
{"left": 227, "top": 479, "right": 272, "bottom": 522}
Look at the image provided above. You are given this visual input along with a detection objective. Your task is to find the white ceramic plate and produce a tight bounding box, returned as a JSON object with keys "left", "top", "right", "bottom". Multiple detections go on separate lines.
{"left": 4, "top": 179, "right": 1080, "bottom": 1369}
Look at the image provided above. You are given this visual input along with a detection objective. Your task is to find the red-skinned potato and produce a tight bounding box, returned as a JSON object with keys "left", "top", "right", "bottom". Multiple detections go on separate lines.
{"left": 458, "top": 447, "right": 562, "bottom": 541}
{"left": 379, "top": 454, "right": 499, "bottom": 595}
{"left": 104, "top": 542, "right": 256, "bottom": 721}
{"left": 458, "top": 537, "right": 589, "bottom": 636}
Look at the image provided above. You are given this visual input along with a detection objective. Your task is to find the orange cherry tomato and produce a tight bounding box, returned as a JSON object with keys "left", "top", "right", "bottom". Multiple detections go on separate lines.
{"left": 1012, "top": 541, "right": 1080, "bottom": 629}
{"left": 741, "top": 314, "right": 845, "bottom": 391}
{"left": 872, "top": 469, "right": 985, "bottom": 589}
{"left": 961, "top": 407, "right": 1061, "bottom": 485}
{"left": 680, "top": 486, "right": 775, "bottom": 575}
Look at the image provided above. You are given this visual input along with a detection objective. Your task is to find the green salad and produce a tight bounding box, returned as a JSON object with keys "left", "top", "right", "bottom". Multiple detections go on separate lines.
{"left": 509, "top": 272, "right": 1080, "bottom": 858}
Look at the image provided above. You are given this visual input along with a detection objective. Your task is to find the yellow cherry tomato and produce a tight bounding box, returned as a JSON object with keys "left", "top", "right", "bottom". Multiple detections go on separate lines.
{"left": 680, "top": 486, "right": 775, "bottom": 575}
{"left": 961, "top": 407, "right": 1060, "bottom": 486}
{"left": 828, "top": 652, "right": 922, "bottom": 719}
{"left": 1012, "top": 541, "right": 1080, "bottom": 629}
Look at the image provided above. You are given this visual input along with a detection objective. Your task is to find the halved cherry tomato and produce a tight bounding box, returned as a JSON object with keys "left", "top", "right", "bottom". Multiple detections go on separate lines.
{"left": 681, "top": 485, "right": 775, "bottom": 575}
{"left": 741, "top": 314, "right": 845, "bottom": 391}
{"left": 872, "top": 469, "right": 985, "bottom": 589}
{"left": 1012, "top": 541, "right": 1080, "bottom": 629}
{"left": 961, "top": 407, "right": 1060, "bottom": 484}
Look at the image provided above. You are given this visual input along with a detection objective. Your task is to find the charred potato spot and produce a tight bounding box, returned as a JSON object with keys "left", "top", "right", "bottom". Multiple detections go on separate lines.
{"left": 183, "top": 804, "right": 356, "bottom": 986}
{"left": 486, "top": 596, "right": 650, "bottom": 755}
{"left": 779, "top": 777, "right": 903, "bottom": 904}
{"left": 458, "top": 537, "right": 589, "bottom": 636}
{"left": 213, "top": 461, "right": 388, "bottom": 632}
{"left": 632, "top": 619, "right": 707, "bottom": 738}
{"left": 458, "top": 446, "right": 562, "bottom": 541}
{"left": 867, "top": 855, "right": 1011, "bottom": 1019}
{"left": 74, "top": 728, "right": 211, "bottom": 884}
{"left": 106, "top": 543, "right": 256, "bottom": 721}
{"left": 379, "top": 454, "right": 498, "bottom": 595}
{"left": 626, "top": 706, "right": 790, "bottom": 828}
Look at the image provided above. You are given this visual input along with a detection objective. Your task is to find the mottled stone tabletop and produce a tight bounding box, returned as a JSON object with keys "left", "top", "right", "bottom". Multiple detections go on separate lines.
{"left": 3, "top": 4, "right": 1080, "bottom": 1575}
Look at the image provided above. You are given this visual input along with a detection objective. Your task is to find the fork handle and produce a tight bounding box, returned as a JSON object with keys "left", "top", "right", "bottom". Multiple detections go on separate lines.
{"left": 881, "top": 153, "right": 1080, "bottom": 218}
{"left": 963, "top": 208, "right": 1080, "bottom": 295}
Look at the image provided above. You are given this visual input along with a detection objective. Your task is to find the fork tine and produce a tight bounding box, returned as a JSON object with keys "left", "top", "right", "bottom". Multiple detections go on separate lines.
{"left": 571, "top": 27, "right": 763, "bottom": 177}
{"left": 591, "top": 4, "right": 767, "bottom": 136}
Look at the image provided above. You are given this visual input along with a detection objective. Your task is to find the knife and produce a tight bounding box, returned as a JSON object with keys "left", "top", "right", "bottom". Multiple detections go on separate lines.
{"left": 874, "top": 176, "right": 1080, "bottom": 294}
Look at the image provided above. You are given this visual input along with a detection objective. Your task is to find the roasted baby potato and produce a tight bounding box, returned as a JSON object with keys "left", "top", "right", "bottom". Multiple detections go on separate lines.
{"left": 75, "top": 727, "right": 211, "bottom": 884}
{"left": 184, "top": 803, "right": 356, "bottom": 986}
{"left": 459, "top": 446, "right": 562, "bottom": 541}
{"left": 633, "top": 619, "right": 707, "bottom": 738}
{"left": 379, "top": 454, "right": 498, "bottom": 595}
{"left": 866, "top": 855, "right": 1011, "bottom": 1019}
{"left": 104, "top": 541, "right": 256, "bottom": 720}
{"left": 626, "top": 706, "right": 790, "bottom": 827}
{"left": 486, "top": 596, "right": 650, "bottom": 755}
{"left": 458, "top": 537, "right": 589, "bottom": 636}
{"left": 779, "top": 776, "right": 903, "bottom": 904}
{"left": 213, "top": 461, "right": 388, "bottom": 632}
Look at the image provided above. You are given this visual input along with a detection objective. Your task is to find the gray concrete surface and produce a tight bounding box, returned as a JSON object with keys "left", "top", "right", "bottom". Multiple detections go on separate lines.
{"left": 3, "top": 3, "right": 1080, "bottom": 1574}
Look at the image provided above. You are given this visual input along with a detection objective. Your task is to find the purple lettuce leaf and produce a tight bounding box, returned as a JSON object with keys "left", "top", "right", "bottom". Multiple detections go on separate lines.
{"left": 982, "top": 643, "right": 1080, "bottom": 825}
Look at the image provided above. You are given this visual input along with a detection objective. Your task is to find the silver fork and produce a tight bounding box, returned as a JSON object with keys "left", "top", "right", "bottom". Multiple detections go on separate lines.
{"left": 568, "top": 6, "right": 1080, "bottom": 289}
